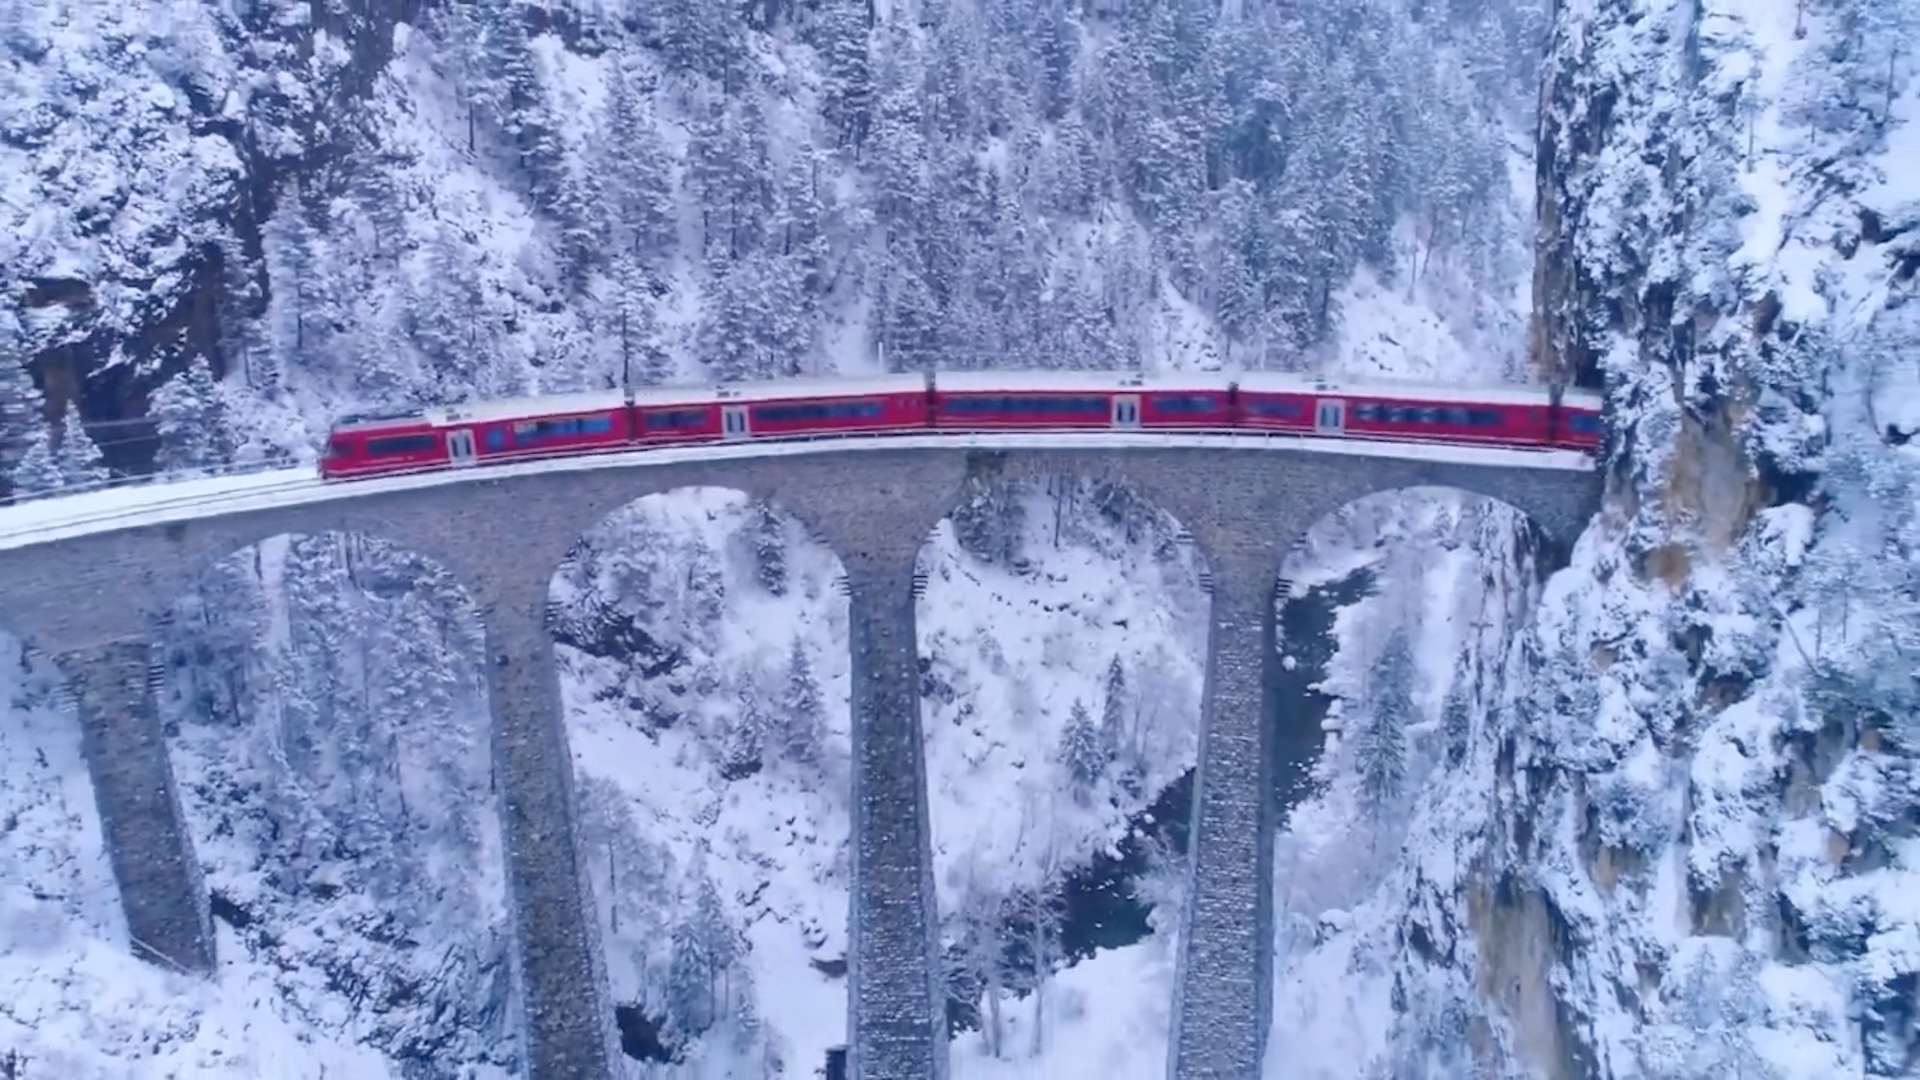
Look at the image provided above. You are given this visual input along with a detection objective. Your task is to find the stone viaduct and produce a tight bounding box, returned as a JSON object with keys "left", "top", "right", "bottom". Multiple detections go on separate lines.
{"left": 0, "top": 442, "right": 1599, "bottom": 1079}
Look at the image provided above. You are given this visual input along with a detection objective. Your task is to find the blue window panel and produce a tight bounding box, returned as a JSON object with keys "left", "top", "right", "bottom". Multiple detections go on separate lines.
{"left": 1247, "top": 399, "right": 1305, "bottom": 418}
{"left": 754, "top": 401, "right": 887, "bottom": 423}
{"left": 367, "top": 434, "right": 436, "bottom": 455}
{"left": 1568, "top": 413, "right": 1603, "bottom": 434}
{"left": 486, "top": 429, "right": 509, "bottom": 451}
{"left": 511, "top": 415, "right": 619, "bottom": 444}
{"left": 1153, "top": 395, "right": 1219, "bottom": 413}
{"left": 646, "top": 408, "right": 710, "bottom": 429}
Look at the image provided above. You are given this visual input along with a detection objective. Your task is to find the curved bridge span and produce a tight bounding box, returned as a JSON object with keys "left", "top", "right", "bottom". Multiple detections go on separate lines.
{"left": 0, "top": 431, "right": 1599, "bottom": 1080}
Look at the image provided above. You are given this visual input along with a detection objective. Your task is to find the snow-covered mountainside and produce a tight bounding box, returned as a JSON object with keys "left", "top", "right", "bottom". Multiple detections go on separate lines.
{"left": 1261, "top": 1, "right": 1920, "bottom": 1077}
{"left": 0, "top": 0, "right": 1543, "bottom": 483}
{"left": 10, "top": 0, "right": 1917, "bottom": 1078}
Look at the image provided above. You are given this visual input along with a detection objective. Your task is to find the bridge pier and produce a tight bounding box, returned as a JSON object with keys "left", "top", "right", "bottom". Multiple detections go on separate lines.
{"left": 843, "top": 556, "right": 947, "bottom": 1080}
{"left": 1170, "top": 561, "right": 1278, "bottom": 1080}
{"left": 63, "top": 637, "right": 215, "bottom": 974}
{"left": 482, "top": 583, "right": 617, "bottom": 1080}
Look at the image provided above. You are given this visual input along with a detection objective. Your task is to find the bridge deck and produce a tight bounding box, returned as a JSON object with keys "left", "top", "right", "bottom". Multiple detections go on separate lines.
{"left": 0, "top": 431, "right": 1593, "bottom": 553}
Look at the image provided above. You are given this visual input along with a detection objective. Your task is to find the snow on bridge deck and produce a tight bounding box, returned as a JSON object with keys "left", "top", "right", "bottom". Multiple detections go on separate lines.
{"left": 0, "top": 430, "right": 1594, "bottom": 553}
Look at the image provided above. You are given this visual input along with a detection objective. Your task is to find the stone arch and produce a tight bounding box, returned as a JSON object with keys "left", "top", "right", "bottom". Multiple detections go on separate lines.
{"left": 1266, "top": 480, "right": 1585, "bottom": 806}
{"left": 910, "top": 449, "right": 1212, "bottom": 1067}
{"left": 1256, "top": 481, "right": 1590, "bottom": 1079}
{"left": 153, "top": 527, "right": 518, "bottom": 1072}
{"left": 548, "top": 483, "right": 862, "bottom": 1077}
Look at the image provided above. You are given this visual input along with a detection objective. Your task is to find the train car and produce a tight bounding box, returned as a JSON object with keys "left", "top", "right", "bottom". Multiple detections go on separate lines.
{"left": 462, "top": 390, "right": 634, "bottom": 464}
{"left": 931, "top": 370, "right": 1221, "bottom": 431}
{"left": 1133, "top": 373, "right": 1237, "bottom": 429}
{"left": 1230, "top": 374, "right": 1320, "bottom": 435}
{"left": 322, "top": 412, "right": 446, "bottom": 479}
{"left": 726, "top": 373, "right": 932, "bottom": 441}
{"left": 1236, "top": 373, "right": 1571, "bottom": 449}
{"left": 1551, "top": 388, "right": 1606, "bottom": 452}
{"left": 629, "top": 385, "right": 728, "bottom": 446}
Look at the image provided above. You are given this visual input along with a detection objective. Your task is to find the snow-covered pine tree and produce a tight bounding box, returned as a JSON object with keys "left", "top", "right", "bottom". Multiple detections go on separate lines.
{"left": 750, "top": 502, "right": 786, "bottom": 595}
{"left": 1100, "top": 654, "right": 1129, "bottom": 750}
{"left": 667, "top": 852, "right": 738, "bottom": 1041}
{"left": 720, "top": 686, "right": 766, "bottom": 780}
{"left": 0, "top": 333, "right": 43, "bottom": 491}
{"left": 555, "top": 156, "right": 607, "bottom": 295}
{"left": 53, "top": 401, "right": 107, "bottom": 489}
{"left": 1057, "top": 699, "right": 1105, "bottom": 803}
{"left": 778, "top": 637, "right": 825, "bottom": 768}
{"left": 598, "top": 50, "right": 676, "bottom": 271}
{"left": 151, "top": 357, "right": 238, "bottom": 476}
{"left": 9, "top": 422, "right": 63, "bottom": 498}
{"left": 607, "top": 252, "right": 671, "bottom": 389}
{"left": 949, "top": 475, "right": 1025, "bottom": 565}
{"left": 666, "top": 907, "right": 718, "bottom": 1040}
{"left": 814, "top": 0, "right": 874, "bottom": 148}
{"left": 1355, "top": 628, "right": 1413, "bottom": 807}
{"left": 1441, "top": 649, "right": 1473, "bottom": 767}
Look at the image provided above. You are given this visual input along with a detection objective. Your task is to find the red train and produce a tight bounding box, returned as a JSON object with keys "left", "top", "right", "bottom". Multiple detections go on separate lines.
{"left": 320, "top": 371, "right": 1605, "bottom": 480}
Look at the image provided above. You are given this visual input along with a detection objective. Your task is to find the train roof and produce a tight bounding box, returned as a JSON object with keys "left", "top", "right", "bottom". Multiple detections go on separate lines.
{"left": 422, "top": 388, "right": 633, "bottom": 425}
{"left": 709, "top": 372, "right": 929, "bottom": 400}
{"left": 328, "top": 370, "right": 1603, "bottom": 433}
{"left": 930, "top": 369, "right": 1231, "bottom": 392}
{"left": 1235, "top": 371, "right": 1603, "bottom": 408}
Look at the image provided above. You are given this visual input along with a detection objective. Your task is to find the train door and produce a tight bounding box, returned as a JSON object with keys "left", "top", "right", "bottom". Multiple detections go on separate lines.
{"left": 721, "top": 404, "right": 752, "bottom": 441}
{"left": 1314, "top": 399, "right": 1346, "bottom": 435}
{"left": 448, "top": 429, "right": 477, "bottom": 466}
{"left": 1112, "top": 394, "right": 1141, "bottom": 429}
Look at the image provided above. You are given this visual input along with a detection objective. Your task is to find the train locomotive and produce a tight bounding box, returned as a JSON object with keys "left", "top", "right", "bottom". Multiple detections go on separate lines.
{"left": 320, "top": 370, "right": 1604, "bottom": 480}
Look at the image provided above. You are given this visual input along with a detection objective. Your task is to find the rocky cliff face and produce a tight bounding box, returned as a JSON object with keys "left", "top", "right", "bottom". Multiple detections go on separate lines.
{"left": 1, "top": 0, "right": 417, "bottom": 441}
{"left": 1503, "top": 0, "right": 1920, "bottom": 1074}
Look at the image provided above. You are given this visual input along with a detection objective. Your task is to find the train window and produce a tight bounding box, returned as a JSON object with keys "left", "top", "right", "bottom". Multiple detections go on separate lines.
{"left": 646, "top": 408, "right": 709, "bottom": 429}
{"left": 754, "top": 401, "right": 886, "bottom": 423}
{"left": 1470, "top": 409, "right": 1503, "bottom": 426}
{"left": 941, "top": 396, "right": 1102, "bottom": 414}
{"left": 325, "top": 438, "right": 352, "bottom": 458}
{"left": 366, "top": 434, "right": 436, "bottom": 455}
{"left": 486, "top": 429, "right": 508, "bottom": 451}
{"left": 1568, "top": 413, "right": 1603, "bottom": 434}
{"left": 1246, "top": 399, "right": 1304, "bottom": 418}
{"left": 1153, "top": 395, "right": 1218, "bottom": 413}
{"left": 512, "top": 415, "right": 615, "bottom": 442}
{"left": 1353, "top": 404, "right": 1382, "bottom": 422}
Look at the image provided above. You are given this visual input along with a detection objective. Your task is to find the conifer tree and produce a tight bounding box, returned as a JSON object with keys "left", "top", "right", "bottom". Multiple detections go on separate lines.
{"left": 9, "top": 422, "right": 63, "bottom": 498}
{"left": 751, "top": 502, "right": 787, "bottom": 596}
{"left": 1100, "top": 655, "right": 1129, "bottom": 750}
{"left": 151, "top": 357, "right": 237, "bottom": 475}
{"left": 0, "top": 336, "right": 43, "bottom": 489}
{"left": 816, "top": 0, "right": 874, "bottom": 148}
{"left": 54, "top": 401, "right": 107, "bottom": 489}
{"left": 779, "top": 637, "right": 825, "bottom": 768}
{"left": 1356, "top": 629, "right": 1413, "bottom": 807}
{"left": 1057, "top": 699, "right": 1105, "bottom": 803}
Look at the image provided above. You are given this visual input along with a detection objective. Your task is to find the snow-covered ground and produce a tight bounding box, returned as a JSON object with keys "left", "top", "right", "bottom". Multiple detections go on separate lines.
{"left": 1262, "top": 491, "right": 1542, "bottom": 1077}
{"left": 556, "top": 487, "right": 856, "bottom": 1077}
{"left": 0, "top": 636, "right": 408, "bottom": 1079}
